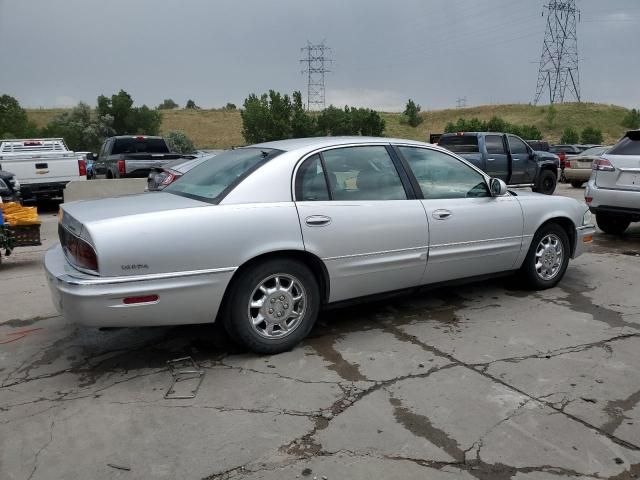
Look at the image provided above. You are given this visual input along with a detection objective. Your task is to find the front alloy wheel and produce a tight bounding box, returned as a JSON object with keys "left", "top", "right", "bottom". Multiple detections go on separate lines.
{"left": 520, "top": 223, "right": 570, "bottom": 289}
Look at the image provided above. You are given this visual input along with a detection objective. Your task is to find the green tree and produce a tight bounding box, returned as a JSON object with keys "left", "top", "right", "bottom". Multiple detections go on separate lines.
{"left": 164, "top": 131, "right": 195, "bottom": 153}
{"left": 241, "top": 90, "right": 293, "bottom": 143}
{"left": 291, "top": 91, "right": 316, "bottom": 138}
{"left": 622, "top": 108, "right": 640, "bottom": 129}
{"left": 43, "top": 102, "right": 114, "bottom": 152}
{"left": 0, "top": 94, "right": 36, "bottom": 138}
{"left": 185, "top": 99, "right": 199, "bottom": 109}
{"left": 560, "top": 126, "right": 579, "bottom": 144}
{"left": 158, "top": 98, "right": 179, "bottom": 110}
{"left": 401, "top": 99, "right": 423, "bottom": 127}
{"left": 581, "top": 127, "right": 603, "bottom": 145}
{"left": 97, "top": 90, "right": 161, "bottom": 135}
{"left": 223, "top": 102, "right": 237, "bottom": 111}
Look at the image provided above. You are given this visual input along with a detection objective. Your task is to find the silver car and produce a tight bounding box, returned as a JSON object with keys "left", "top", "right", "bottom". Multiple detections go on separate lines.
{"left": 586, "top": 130, "right": 640, "bottom": 234}
{"left": 45, "top": 137, "right": 595, "bottom": 353}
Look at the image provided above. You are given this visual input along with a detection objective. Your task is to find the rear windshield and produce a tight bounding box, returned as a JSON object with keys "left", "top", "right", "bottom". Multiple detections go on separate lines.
{"left": 608, "top": 132, "right": 640, "bottom": 155}
{"left": 579, "top": 146, "right": 608, "bottom": 157}
{"left": 438, "top": 135, "right": 479, "bottom": 153}
{"left": 112, "top": 137, "right": 169, "bottom": 154}
{"left": 165, "top": 148, "right": 282, "bottom": 203}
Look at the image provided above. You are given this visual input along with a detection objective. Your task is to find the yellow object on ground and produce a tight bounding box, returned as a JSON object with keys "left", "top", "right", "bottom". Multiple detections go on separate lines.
{"left": 2, "top": 202, "right": 41, "bottom": 226}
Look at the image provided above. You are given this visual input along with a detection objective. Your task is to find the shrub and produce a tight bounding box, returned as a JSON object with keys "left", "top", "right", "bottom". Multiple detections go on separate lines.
{"left": 158, "top": 98, "right": 179, "bottom": 110}
{"left": 622, "top": 108, "right": 640, "bottom": 129}
{"left": 165, "top": 131, "right": 195, "bottom": 153}
{"left": 560, "top": 127, "right": 579, "bottom": 144}
{"left": 400, "top": 99, "right": 423, "bottom": 128}
{"left": 185, "top": 99, "right": 199, "bottom": 109}
{"left": 43, "top": 102, "right": 114, "bottom": 152}
{"left": 581, "top": 127, "right": 603, "bottom": 145}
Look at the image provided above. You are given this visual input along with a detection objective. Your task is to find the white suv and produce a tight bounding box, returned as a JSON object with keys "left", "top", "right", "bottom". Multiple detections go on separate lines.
{"left": 586, "top": 130, "right": 640, "bottom": 234}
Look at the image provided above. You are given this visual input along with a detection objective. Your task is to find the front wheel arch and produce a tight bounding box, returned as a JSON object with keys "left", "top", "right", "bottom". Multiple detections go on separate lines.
{"left": 529, "top": 217, "right": 576, "bottom": 258}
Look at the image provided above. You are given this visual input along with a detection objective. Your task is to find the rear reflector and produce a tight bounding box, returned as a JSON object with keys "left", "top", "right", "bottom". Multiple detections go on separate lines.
{"left": 117, "top": 159, "right": 126, "bottom": 175}
{"left": 585, "top": 196, "right": 593, "bottom": 204}
{"left": 583, "top": 235, "right": 593, "bottom": 243}
{"left": 123, "top": 295, "right": 159, "bottom": 305}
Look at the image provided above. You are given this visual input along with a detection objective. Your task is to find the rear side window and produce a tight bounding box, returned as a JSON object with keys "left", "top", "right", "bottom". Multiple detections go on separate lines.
{"left": 438, "top": 135, "right": 479, "bottom": 153}
{"left": 485, "top": 135, "right": 506, "bottom": 155}
{"left": 112, "top": 138, "right": 170, "bottom": 154}
{"left": 608, "top": 133, "right": 640, "bottom": 155}
{"left": 321, "top": 146, "right": 407, "bottom": 201}
{"left": 296, "top": 154, "right": 330, "bottom": 201}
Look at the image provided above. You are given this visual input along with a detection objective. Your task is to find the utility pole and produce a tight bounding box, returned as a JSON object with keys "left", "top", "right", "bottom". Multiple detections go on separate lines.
{"left": 300, "top": 41, "right": 331, "bottom": 110}
{"left": 534, "top": 0, "right": 581, "bottom": 105}
{"left": 456, "top": 97, "right": 467, "bottom": 108}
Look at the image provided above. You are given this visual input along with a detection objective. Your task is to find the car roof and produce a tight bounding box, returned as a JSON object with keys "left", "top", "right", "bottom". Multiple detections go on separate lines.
{"left": 251, "top": 136, "right": 429, "bottom": 152}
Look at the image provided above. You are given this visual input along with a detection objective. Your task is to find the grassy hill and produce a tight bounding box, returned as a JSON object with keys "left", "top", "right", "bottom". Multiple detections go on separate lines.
{"left": 27, "top": 102, "right": 631, "bottom": 149}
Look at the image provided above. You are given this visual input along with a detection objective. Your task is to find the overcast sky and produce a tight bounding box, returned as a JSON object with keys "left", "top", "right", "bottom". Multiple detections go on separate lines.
{"left": 1, "top": 0, "right": 638, "bottom": 111}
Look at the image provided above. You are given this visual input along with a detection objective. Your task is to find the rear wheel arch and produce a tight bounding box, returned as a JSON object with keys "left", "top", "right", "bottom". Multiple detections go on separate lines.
{"left": 217, "top": 250, "right": 330, "bottom": 322}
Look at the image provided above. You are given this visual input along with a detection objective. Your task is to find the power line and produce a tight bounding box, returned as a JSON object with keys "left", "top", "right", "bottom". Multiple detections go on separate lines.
{"left": 456, "top": 97, "right": 468, "bottom": 108}
{"left": 534, "top": 0, "right": 581, "bottom": 105}
{"left": 300, "top": 41, "right": 331, "bottom": 111}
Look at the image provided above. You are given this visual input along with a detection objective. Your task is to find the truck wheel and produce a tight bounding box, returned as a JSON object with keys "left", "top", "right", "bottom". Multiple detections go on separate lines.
{"left": 570, "top": 180, "right": 583, "bottom": 188}
{"left": 519, "top": 223, "right": 570, "bottom": 290}
{"left": 596, "top": 214, "right": 630, "bottom": 235}
{"left": 533, "top": 170, "right": 557, "bottom": 195}
{"left": 223, "top": 258, "right": 320, "bottom": 354}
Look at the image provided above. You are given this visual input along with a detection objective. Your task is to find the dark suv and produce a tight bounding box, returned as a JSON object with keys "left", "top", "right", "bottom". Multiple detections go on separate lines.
{"left": 0, "top": 170, "right": 21, "bottom": 202}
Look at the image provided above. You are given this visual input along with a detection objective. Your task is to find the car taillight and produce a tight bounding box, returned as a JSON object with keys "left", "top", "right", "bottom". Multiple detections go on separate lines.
{"left": 160, "top": 172, "right": 179, "bottom": 186}
{"left": 558, "top": 152, "right": 566, "bottom": 161}
{"left": 64, "top": 234, "right": 98, "bottom": 272}
{"left": 592, "top": 158, "right": 614, "bottom": 171}
{"left": 117, "top": 159, "right": 126, "bottom": 175}
{"left": 585, "top": 196, "right": 592, "bottom": 204}
{"left": 78, "top": 159, "right": 86, "bottom": 176}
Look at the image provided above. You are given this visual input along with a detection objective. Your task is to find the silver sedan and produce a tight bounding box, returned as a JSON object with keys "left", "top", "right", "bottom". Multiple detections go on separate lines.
{"left": 45, "top": 137, "right": 595, "bottom": 353}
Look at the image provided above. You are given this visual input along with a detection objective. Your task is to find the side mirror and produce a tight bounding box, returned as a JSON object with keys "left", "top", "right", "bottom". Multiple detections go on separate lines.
{"left": 490, "top": 178, "right": 508, "bottom": 197}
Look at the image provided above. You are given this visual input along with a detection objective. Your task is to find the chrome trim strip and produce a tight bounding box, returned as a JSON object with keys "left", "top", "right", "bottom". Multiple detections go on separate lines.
{"left": 577, "top": 224, "right": 595, "bottom": 231}
{"left": 323, "top": 245, "right": 428, "bottom": 261}
{"left": 430, "top": 235, "right": 522, "bottom": 249}
{"left": 57, "top": 266, "right": 237, "bottom": 286}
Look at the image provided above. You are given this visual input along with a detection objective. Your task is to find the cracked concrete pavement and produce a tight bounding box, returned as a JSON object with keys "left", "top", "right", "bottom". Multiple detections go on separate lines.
{"left": 1, "top": 185, "right": 640, "bottom": 479}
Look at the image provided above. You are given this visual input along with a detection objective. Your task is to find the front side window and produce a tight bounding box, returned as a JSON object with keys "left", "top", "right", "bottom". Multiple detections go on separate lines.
{"left": 508, "top": 136, "right": 529, "bottom": 155}
{"left": 320, "top": 146, "right": 407, "bottom": 200}
{"left": 398, "top": 147, "right": 490, "bottom": 199}
{"left": 166, "top": 148, "right": 281, "bottom": 203}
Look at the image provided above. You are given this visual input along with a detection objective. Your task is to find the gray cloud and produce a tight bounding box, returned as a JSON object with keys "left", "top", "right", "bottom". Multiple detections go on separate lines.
{"left": 0, "top": 0, "right": 638, "bottom": 110}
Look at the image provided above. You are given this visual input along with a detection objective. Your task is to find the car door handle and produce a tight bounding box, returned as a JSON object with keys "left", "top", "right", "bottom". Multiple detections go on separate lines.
{"left": 305, "top": 215, "right": 332, "bottom": 227}
{"left": 487, "top": 158, "right": 496, "bottom": 162}
{"left": 432, "top": 209, "right": 452, "bottom": 220}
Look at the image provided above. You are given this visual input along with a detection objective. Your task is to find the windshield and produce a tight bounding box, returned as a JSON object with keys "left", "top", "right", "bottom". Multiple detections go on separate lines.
{"left": 165, "top": 148, "right": 282, "bottom": 203}
{"left": 438, "top": 135, "right": 479, "bottom": 153}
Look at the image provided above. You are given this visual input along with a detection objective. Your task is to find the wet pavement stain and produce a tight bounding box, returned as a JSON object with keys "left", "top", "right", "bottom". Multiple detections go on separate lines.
{"left": 389, "top": 396, "right": 465, "bottom": 462}
{"left": 306, "top": 334, "right": 366, "bottom": 382}
{"left": 603, "top": 389, "right": 640, "bottom": 436}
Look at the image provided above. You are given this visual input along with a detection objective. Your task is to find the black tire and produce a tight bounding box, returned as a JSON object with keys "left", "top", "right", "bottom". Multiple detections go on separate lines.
{"left": 223, "top": 258, "right": 320, "bottom": 354}
{"left": 570, "top": 180, "right": 584, "bottom": 188}
{"left": 519, "top": 223, "right": 570, "bottom": 290}
{"left": 596, "top": 214, "right": 631, "bottom": 235}
{"left": 533, "top": 169, "right": 557, "bottom": 195}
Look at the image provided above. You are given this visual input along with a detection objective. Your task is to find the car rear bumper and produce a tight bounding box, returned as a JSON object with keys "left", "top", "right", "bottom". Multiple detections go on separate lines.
{"left": 563, "top": 168, "right": 591, "bottom": 182}
{"left": 44, "top": 245, "right": 235, "bottom": 327}
{"left": 586, "top": 179, "right": 640, "bottom": 217}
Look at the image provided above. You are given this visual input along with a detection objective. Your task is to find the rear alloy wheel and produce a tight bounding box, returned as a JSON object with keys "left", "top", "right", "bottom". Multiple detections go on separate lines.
{"left": 533, "top": 170, "right": 557, "bottom": 195}
{"left": 570, "top": 180, "right": 584, "bottom": 188}
{"left": 520, "top": 223, "right": 570, "bottom": 289}
{"left": 224, "top": 259, "right": 320, "bottom": 354}
{"left": 596, "top": 214, "right": 631, "bottom": 235}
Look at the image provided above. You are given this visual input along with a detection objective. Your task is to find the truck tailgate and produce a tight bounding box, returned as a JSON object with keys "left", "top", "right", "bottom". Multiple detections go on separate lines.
{"left": 1, "top": 154, "right": 84, "bottom": 184}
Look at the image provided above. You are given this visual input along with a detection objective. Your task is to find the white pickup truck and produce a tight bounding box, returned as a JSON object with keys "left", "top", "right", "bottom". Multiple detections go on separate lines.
{"left": 0, "top": 139, "right": 86, "bottom": 202}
